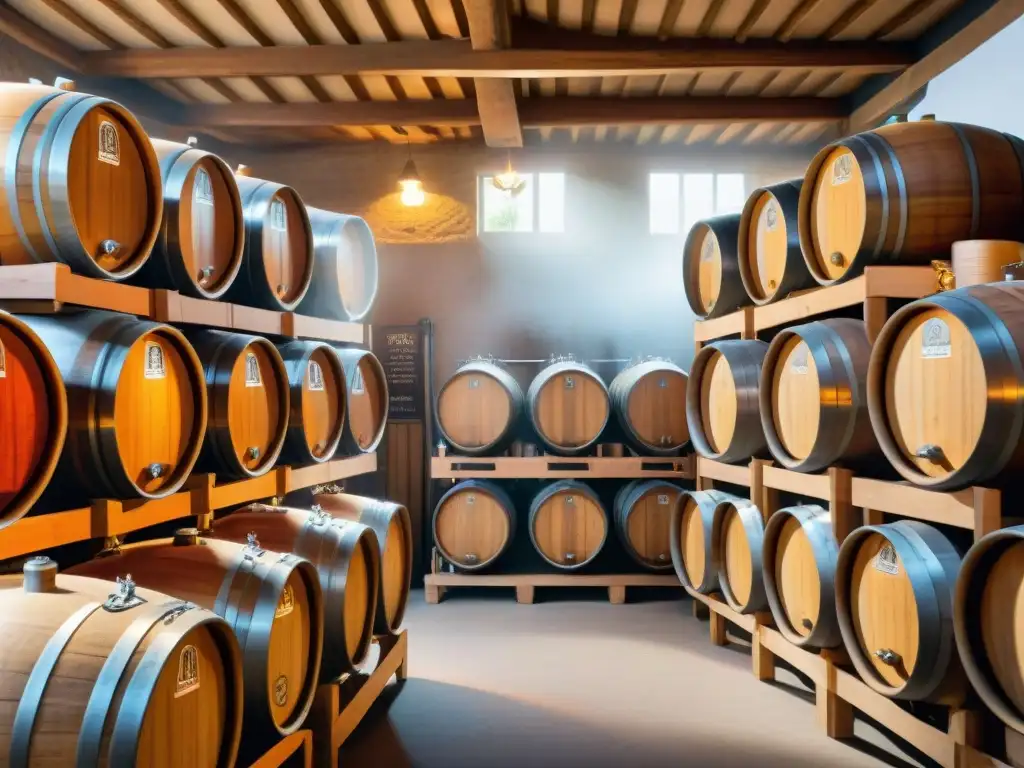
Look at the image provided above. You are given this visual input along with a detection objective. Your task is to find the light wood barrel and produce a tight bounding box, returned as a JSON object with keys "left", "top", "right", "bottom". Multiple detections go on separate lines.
{"left": 762, "top": 504, "right": 842, "bottom": 648}
{"left": 0, "top": 81, "right": 163, "bottom": 280}
{"left": 68, "top": 533, "right": 324, "bottom": 751}
{"left": 297, "top": 207, "right": 378, "bottom": 322}
{"left": 527, "top": 359, "right": 610, "bottom": 456}
{"left": 433, "top": 480, "right": 516, "bottom": 571}
{"left": 669, "top": 489, "right": 738, "bottom": 593}
{"left": 188, "top": 330, "right": 288, "bottom": 480}
{"left": 18, "top": 311, "right": 207, "bottom": 503}
{"left": 224, "top": 174, "right": 314, "bottom": 311}
{"left": 686, "top": 339, "right": 768, "bottom": 464}
{"left": 527, "top": 480, "right": 607, "bottom": 570}
{"left": 311, "top": 491, "right": 412, "bottom": 634}
{"left": 278, "top": 340, "right": 346, "bottom": 465}
{"left": 952, "top": 239, "right": 1024, "bottom": 287}
{"left": 0, "top": 311, "right": 67, "bottom": 528}
{"left": 0, "top": 560, "right": 243, "bottom": 768}
{"left": 436, "top": 359, "right": 524, "bottom": 456}
{"left": 210, "top": 505, "right": 380, "bottom": 680}
{"left": 333, "top": 347, "right": 388, "bottom": 455}
{"left": 132, "top": 138, "right": 244, "bottom": 299}
{"left": 711, "top": 498, "right": 769, "bottom": 614}
{"left": 682, "top": 213, "right": 746, "bottom": 319}
{"left": 835, "top": 521, "right": 965, "bottom": 704}
{"left": 798, "top": 120, "right": 1024, "bottom": 286}
{"left": 738, "top": 179, "right": 815, "bottom": 304}
{"left": 866, "top": 282, "right": 1024, "bottom": 490}
{"left": 760, "top": 319, "right": 878, "bottom": 472}
{"left": 613, "top": 480, "right": 683, "bottom": 572}
{"left": 608, "top": 359, "right": 689, "bottom": 456}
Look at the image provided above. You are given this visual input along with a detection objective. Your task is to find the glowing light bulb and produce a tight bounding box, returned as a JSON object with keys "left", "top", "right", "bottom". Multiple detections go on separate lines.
{"left": 399, "top": 179, "right": 425, "bottom": 207}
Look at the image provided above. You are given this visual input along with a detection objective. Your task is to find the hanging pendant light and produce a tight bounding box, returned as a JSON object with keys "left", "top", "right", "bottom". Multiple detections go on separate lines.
{"left": 492, "top": 151, "right": 526, "bottom": 197}
{"left": 395, "top": 128, "right": 425, "bottom": 207}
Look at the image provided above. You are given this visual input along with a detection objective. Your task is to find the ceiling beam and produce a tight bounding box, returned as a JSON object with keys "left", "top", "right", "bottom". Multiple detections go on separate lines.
{"left": 463, "top": 0, "right": 522, "bottom": 147}
{"left": 183, "top": 99, "right": 482, "bottom": 127}
{"left": 0, "top": 3, "right": 83, "bottom": 70}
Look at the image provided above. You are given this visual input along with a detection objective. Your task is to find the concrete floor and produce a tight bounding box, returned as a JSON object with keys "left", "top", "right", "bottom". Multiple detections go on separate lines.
{"left": 342, "top": 589, "right": 931, "bottom": 768}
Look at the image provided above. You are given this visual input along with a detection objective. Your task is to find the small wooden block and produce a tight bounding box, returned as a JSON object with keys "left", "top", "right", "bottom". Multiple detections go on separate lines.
{"left": 863, "top": 508, "right": 885, "bottom": 527}
{"left": 973, "top": 488, "right": 1002, "bottom": 541}
{"left": 710, "top": 612, "right": 727, "bottom": 646}
{"left": 948, "top": 709, "right": 983, "bottom": 748}
{"left": 752, "top": 627, "right": 776, "bottom": 682}
{"left": 608, "top": 585, "right": 626, "bottom": 604}
{"left": 515, "top": 585, "right": 535, "bottom": 604}
{"left": 692, "top": 599, "right": 710, "bottom": 620}
{"left": 424, "top": 585, "right": 441, "bottom": 604}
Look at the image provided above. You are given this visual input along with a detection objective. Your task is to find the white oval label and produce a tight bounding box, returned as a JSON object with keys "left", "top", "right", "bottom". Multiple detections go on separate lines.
{"left": 789, "top": 344, "right": 809, "bottom": 375}
{"left": 921, "top": 318, "right": 952, "bottom": 359}
{"left": 831, "top": 154, "right": 852, "bottom": 186}
{"left": 765, "top": 202, "right": 778, "bottom": 231}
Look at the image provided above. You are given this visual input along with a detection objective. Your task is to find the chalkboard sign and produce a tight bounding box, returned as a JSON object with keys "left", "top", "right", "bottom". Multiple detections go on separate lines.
{"left": 375, "top": 324, "right": 425, "bottom": 420}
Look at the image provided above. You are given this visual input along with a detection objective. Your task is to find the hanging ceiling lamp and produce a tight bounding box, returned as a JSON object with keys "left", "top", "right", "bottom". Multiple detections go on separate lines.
{"left": 492, "top": 151, "right": 526, "bottom": 197}
{"left": 395, "top": 128, "right": 425, "bottom": 207}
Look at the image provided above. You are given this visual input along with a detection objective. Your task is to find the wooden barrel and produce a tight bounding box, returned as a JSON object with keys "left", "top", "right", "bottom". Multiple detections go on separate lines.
{"left": 436, "top": 359, "right": 524, "bottom": 456}
{"left": 278, "top": 340, "right": 347, "bottom": 465}
{"left": 835, "top": 521, "right": 966, "bottom": 704}
{"left": 608, "top": 359, "right": 689, "bottom": 456}
{"left": 19, "top": 311, "right": 207, "bottom": 502}
{"left": 68, "top": 533, "right": 324, "bottom": 749}
{"left": 798, "top": 120, "right": 1024, "bottom": 286}
{"left": 188, "top": 330, "right": 288, "bottom": 479}
{"left": 526, "top": 358, "right": 610, "bottom": 455}
{"left": 132, "top": 137, "right": 244, "bottom": 299}
{"left": 682, "top": 213, "right": 746, "bottom": 319}
{"left": 669, "top": 489, "right": 739, "bottom": 593}
{"left": 210, "top": 504, "right": 380, "bottom": 680}
{"left": 333, "top": 347, "right": 388, "bottom": 455}
{"left": 866, "top": 282, "right": 1024, "bottom": 490}
{"left": 0, "top": 311, "right": 67, "bottom": 528}
{"left": 297, "top": 208, "right": 378, "bottom": 322}
{"left": 711, "top": 497, "right": 769, "bottom": 614}
{"left": 0, "top": 558, "right": 243, "bottom": 768}
{"left": 223, "top": 173, "right": 314, "bottom": 312}
{"left": 738, "top": 179, "right": 815, "bottom": 304}
{"left": 613, "top": 480, "right": 683, "bottom": 572}
{"left": 952, "top": 239, "right": 1024, "bottom": 287}
{"left": 686, "top": 339, "right": 768, "bottom": 464}
{"left": 528, "top": 480, "right": 607, "bottom": 570}
{"left": 762, "top": 504, "right": 842, "bottom": 648}
{"left": 310, "top": 491, "right": 412, "bottom": 635}
{"left": 433, "top": 480, "right": 516, "bottom": 571}
{"left": 0, "top": 81, "right": 163, "bottom": 280}
{"left": 759, "top": 319, "right": 878, "bottom": 472}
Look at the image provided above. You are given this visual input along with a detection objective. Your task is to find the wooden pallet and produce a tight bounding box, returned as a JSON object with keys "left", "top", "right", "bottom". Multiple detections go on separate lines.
{"left": 248, "top": 730, "right": 312, "bottom": 768}
{"left": 431, "top": 454, "right": 695, "bottom": 480}
{"left": 424, "top": 570, "right": 680, "bottom": 604}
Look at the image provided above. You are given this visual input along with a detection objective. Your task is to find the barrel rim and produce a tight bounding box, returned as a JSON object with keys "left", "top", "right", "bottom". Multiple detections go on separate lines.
{"left": 737, "top": 180, "right": 808, "bottom": 305}
{"left": 710, "top": 497, "right": 768, "bottom": 613}
{"left": 527, "top": 480, "right": 608, "bottom": 570}
{"left": 432, "top": 479, "right": 516, "bottom": 571}
{"left": 613, "top": 479, "right": 681, "bottom": 572}
{"left": 333, "top": 522, "right": 381, "bottom": 669}
{"left": 280, "top": 340, "right": 348, "bottom": 465}
{"left": 526, "top": 361, "right": 610, "bottom": 456}
{"left": 436, "top": 361, "right": 523, "bottom": 456}
{"left": 327, "top": 212, "right": 379, "bottom": 321}
{"left": 668, "top": 489, "right": 729, "bottom": 593}
{"left": 682, "top": 214, "right": 746, "bottom": 320}
{"left": 609, "top": 360, "right": 689, "bottom": 456}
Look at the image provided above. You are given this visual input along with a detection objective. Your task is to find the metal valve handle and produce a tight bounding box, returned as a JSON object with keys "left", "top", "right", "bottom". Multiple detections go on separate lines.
{"left": 198, "top": 265, "right": 215, "bottom": 283}
{"left": 874, "top": 648, "right": 902, "bottom": 666}
{"left": 801, "top": 618, "right": 814, "bottom": 631}
{"left": 464, "top": 553, "right": 479, "bottom": 564}
{"left": 830, "top": 252, "right": 845, "bottom": 266}
{"left": 277, "top": 283, "right": 289, "bottom": 296}
{"left": 247, "top": 446, "right": 261, "bottom": 460}
{"left": 915, "top": 444, "right": 945, "bottom": 463}
{"left": 99, "top": 239, "right": 121, "bottom": 257}
{"left": 147, "top": 463, "right": 164, "bottom": 479}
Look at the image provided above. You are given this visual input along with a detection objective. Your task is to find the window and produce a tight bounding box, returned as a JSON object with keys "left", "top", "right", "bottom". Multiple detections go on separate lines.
{"left": 479, "top": 172, "right": 565, "bottom": 233}
{"left": 648, "top": 173, "right": 746, "bottom": 235}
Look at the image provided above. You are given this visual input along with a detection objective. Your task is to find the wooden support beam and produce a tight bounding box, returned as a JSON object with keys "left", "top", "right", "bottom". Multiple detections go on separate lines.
{"left": 183, "top": 99, "right": 482, "bottom": 127}
{"left": 0, "top": 3, "right": 84, "bottom": 70}
{"left": 463, "top": 0, "right": 522, "bottom": 147}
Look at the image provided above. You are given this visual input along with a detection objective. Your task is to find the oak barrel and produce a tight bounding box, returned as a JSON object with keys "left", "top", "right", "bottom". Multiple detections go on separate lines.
{"left": 333, "top": 347, "right": 388, "bottom": 455}
{"left": 311, "top": 491, "right": 413, "bottom": 634}
{"left": 0, "top": 310, "right": 67, "bottom": 528}
{"left": 68, "top": 533, "right": 324, "bottom": 750}
{"left": 528, "top": 480, "right": 607, "bottom": 570}
{"left": 686, "top": 339, "right": 768, "bottom": 464}
{"left": 711, "top": 497, "right": 769, "bottom": 614}
{"left": 433, "top": 479, "right": 516, "bottom": 571}
{"left": 223, "top": 173, "right": 314, "bottom": 311}
{"left": 297, "top": 207, "right": 378, "bottom": 322}
{"left": 527, "top": 358, "right": 610, "bottom": 455}
{"left": 759, "top": 319, "right": 878, "bottom": 472}
{"left": 613, "top": 480, "right": 683, "bottom": 572}
{"left": 669, "top": 489, "right": 739, "bottom": 593}
{"left": 278, "top": 340, "right": 347, "bottom": 465}
{"left": 188, "top": 330, "right": 288, "bottom": 480}
{"left": 0, "top": 559, "right": 243, "bottom": 768}
{"left": 436, "top": 358, "right": 524, "bottom": 456}
{"left": 738, "top": 179, "right": 814, "bottom": 304}
{"left": 19, "top": 310, "right": 207, "bottom": 502}
{"left": 762, "top": 504, "right": 842, "bottom": 648}
{"left": 866, "top": 282, "right": 1024, "bottom": 490}
{"left": 211, "top": 504, "right": 380, "bottom": 680}
{"left": 132, "top": 137, "right": 244, "bottom": 299}
{"left": 682, "top": 213, "right": 746, "bottom": 319}
{"left": 798, "top": 120, "right": 1024, "bottom": 285}
{"left": 0, "top": 81, "right": 163, "bottom": 280}
{"left": 952, "top": 239, "right": 1024, "bottom": 287}
{"left": 608, "top": 359, "right": 689, "bottom": 456}
{"left": 835, "top": 521, "right": 966, "bottom": 704}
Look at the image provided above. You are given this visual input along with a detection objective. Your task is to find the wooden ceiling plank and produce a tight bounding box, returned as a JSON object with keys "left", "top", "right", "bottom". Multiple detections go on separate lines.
{"left": 213, "top": 0, "right": 274, "bottom": 44}
{"left": 38, "top": 0, "right": 122, "bottom": 49}
{"left": 656, "top": 0, "right": 685, "bottom": 40}
{"left": 154, "top": 0, "right": 220, "bottom": 47}
{"left": 871, "top": 0, "right": 933, "bottom": 40}
{"left": 617, "top": 0, "right": 639, "bottom": 34}
{"left": 92, "top": 0, "right": 170, "bottom": 47}
{"left": 0, "top": 3, "right": 85, "bottom": 68}
{"left": 775, "top": 0, "right": 827, "bottom": 42}
{"left": 464, "top": 0, "right": 522, "bottom": 146}
{"left": 697, "top": 0, "right": 726, "bottom": 36}
{"left": 823, "top": 0, "right": 881, "bottom": 40}
{"left": 186, "top": 98, "right": 480, "bottom": 126}
{"left": 272, "top": 0, "right": 348, "bottom": 101}
{"left": 735, "top": 0, "right": 770, "bottom": 43}
{"left": 581, "top": 0, "right": 597, "bottom": 31}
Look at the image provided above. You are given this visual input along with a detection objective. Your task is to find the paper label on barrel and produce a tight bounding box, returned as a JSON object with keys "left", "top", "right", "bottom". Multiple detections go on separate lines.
{"left": 0, "top": 340, "right": 6, "bottom": 379}
{"left": 275, "top": 585, "right": 294, "bottom": 617}
{"left": 307, "top": 360, "right": 325, "bottom": 391}
{"left": 765, "top": 202, "right": 778, "bottom": 231}
{"left": 657, "top": 495, "right": 670, "bottom": 505}
{"left": 789, "top": 344, "right": 809, "bottom": 374}
{"left": 274, "top": 675, "right": 288, "bottom": 707}
{"left": 921, "top": 318, "right": 952, "bottom": 359}
{"left": 873, "top": 544, "right": 900, "bottom": 575}
{"left": 564, "top": 376, "right": 575, "bottom": 390}
{"left": 244, "top": 352, "right": 262, "bottom": 387}
{"left": 144, "top": 342, "right": 166, "bottom": 379}
{"left": 466, "top": 494, "right": 476, "bottom": 505}
{"left": 175, "top": 645, "right": 200, "bottom": 697}
{"left": 98, "top": 120, "right": 120, "bottom": 166}
{"left": 701, "top": 236, "right": 715, "bottom": 262}
{"left": 831, "top": 154, "right": 852, "bottom": 186}
{"left": 270, "top": 199, "right": 287, "bottom": 232}
{"left": 193, "top": 168, "right": 214, "bottom": 206}
{"left": 351, "top": 367, "right": 365, "bottom": 395}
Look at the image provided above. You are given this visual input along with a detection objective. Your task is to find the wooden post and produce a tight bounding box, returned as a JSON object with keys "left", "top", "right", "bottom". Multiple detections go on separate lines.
{"left": 710, "top": 611, "right": 727, "bottom": 646}
{"left": 818, "top": 659, "right": 854, "bottom": 739}
{"left": 692, "top": 598, "right": 710, "bottom": 620}
{"left": 828, "top": 467, "right": 857, "bottom": 543}
{"left": 863, "top": 508, "right": 884, "bottom": 527}
{"left": 749, "top": 458, "right": 777, "bottom": 519}
{"left": 608, "top": 585, "right": 626, "bottom": 604}
{"left": 863, "top": 296, "right": 888, "bottom": 343}
{"left": 424, "top": 583, "right": 442, "bottom": 604}
{"left": 515, "top": 584, "right": 535, "bottom": 604}
{"left": 973, "top": 487, "right": 1001, "bottom": 541}
{"left": 948, "top": 709, "right": 983, "bottom": 750}
{"left": 752, "top": 624, "right": 776, "bottom": 681}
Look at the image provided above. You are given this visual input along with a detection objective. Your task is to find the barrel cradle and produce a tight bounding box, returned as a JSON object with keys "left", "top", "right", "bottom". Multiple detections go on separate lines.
{"left": 711, "top": 497, "right": 769, "bottom": 614}
{"left": 613, "top": 480, "right": 683, "bottom": 572}
{"left": 669, "top": 489, "right": 740, "bottom": 593}
{"left": 608, "top": 359, "right": 688, "bottom": 456}
{"left": 738, "top": 179, "right": 814, "bottom": 305}
{"left": 683, "top": 213, "right": 746, "bottom": 319}
{"left": 436, "top": 358, "right": 525, "bottom": 456}
{"left": 528, "top": 480, "right": 608, "bottom": 570}
{"left": 0, "top": 81, "right": 163, "bottom": 280}
{"left": 332, "top": 347, "right": 388, "bottom": 455}
{"left": 527, "top": 358, "right": 610, "bottom": 456}
{"left": 278, "top": 340, "right": 347, "bottom": 465}
{"left": 297, "top": 207, "right": 379, "bottom": 322}
{"left": 433, "top": 480, "right": 517, "bottom": 571}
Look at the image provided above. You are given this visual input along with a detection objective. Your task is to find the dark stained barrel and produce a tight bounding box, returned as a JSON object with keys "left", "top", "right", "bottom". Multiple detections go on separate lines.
{"left": 277, "top": 341, "right": 346, "bottom": 465}
{"left": 332, "top": 347, "right": 388, "bottom": 455}
{"left": 0, "top": 81, "right": 163, "bottom": 280}
{"left": 669, "top": 489, "right": 738, "bottom": 593}
{"left": 738, "top": 179, "right": 814, "bottom": 304}
{"left": 608, "top": 359, "right": 688, "bottom": 456}
{"left": 711, "top": 497, "right": 769, "bottom": 614}
{"left": 433, "top": 480, "right": 516, "bottom": 571}
{"left": 436, "top": 358, "right": 524, "bottom": 456}
{"left": 528, "top": 480, "right": 607, "bottom": 570}
{"left": 613, "top": 480, "right": 683, "bottom": 571}
{"left": 297, "top": 208, "right": 378, "bottom": 322}
{"left": 527, "top": 358, "right": 610, "bottom": 456}
{"left": 682, "top": 213, "right": 746, "bottom": 320}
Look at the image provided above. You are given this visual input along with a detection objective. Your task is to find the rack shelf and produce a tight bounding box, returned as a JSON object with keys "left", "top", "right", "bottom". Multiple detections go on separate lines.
{"left": 431, "top": 454, "right": 695, "bottom": 480}
{"left": 425, "top": 571, "right": 679, "bottom": 604}
{"left": 249, "top": 730, "right": 312, "bottom": 768}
